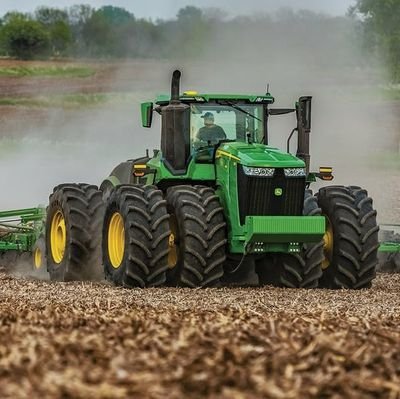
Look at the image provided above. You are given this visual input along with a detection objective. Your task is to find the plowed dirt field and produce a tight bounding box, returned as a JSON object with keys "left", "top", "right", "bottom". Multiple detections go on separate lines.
{"left": 0, "top": 272, "right": 399, "bottom": 399}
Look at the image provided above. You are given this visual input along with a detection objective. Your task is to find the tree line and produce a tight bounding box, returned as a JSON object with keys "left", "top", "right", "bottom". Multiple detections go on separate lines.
{"left": 0, "top": 5, "right": 214, "bottom": 59}
{"left": 0, "top": 3, "right": 399, "bottom": 82}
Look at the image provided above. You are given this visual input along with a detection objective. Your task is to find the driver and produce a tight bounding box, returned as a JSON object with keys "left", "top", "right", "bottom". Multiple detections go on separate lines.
{"left": 197, "top": 112, "right": 226, "bottom": 144}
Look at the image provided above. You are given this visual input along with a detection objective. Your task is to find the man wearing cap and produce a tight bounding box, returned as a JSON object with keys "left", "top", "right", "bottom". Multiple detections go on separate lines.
{"left": 197, "top": 112, "right": 226, "bottom": 144}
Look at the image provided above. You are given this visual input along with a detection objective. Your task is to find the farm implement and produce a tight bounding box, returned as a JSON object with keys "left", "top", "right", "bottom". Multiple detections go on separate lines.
{"left": 379, "top": 225, "right": 400, "bottom": 272}
{"left": 0, "top": 207, "right": 46, "bottom": 274}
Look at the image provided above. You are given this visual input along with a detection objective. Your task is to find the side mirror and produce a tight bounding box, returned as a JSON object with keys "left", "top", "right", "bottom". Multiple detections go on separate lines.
{"left": 141, "top": 102, "right": 153, "bottom": 128}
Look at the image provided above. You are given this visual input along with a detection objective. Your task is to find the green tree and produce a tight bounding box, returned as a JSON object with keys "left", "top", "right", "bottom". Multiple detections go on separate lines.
{"left": 351, "top": 0, "right": 400, "bottom": 81}
{"left": 0, "top": 13, "right": 50, "bottom": 59}
{"left": 35, "top": 7, "right": 68, "bottom": 25}
{"left": 80, "top": 6, "right": 136, "bottom": 57}
{"left": 35, "top": 7, "right": 72, "bottom": 55}
{"left": 66, "top": 5, "right": 94, "bottom": 55}
{"left": 172, "top": 6, "right": 211, "bottom": 58}
{"left": 97, "top": 6, "right": 134, "bottom": 25}
{"left": 81, "top": 11, "right": 113, "bottom": 56}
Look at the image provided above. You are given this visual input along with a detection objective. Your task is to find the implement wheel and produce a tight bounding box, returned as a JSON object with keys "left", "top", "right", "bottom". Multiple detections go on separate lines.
{"left": 166, "top": 185, "right": 227, "bottom": 287}
{"left": 32, "top": 236, "right": 48, "bottom": 278}
{"left": 317, "top": 186, "right": 379, "bottom": 289}
{"left": 103, "top": 185, "right": 170, "bottom": 288}
{"left": 378, "top": 231, "right": 400, "bottom": 273}
{"left": 46, "top": 184, "right": 105, "bottom": 281}
{"left": 256, "top": 190, "right": 324, "bottom": 288}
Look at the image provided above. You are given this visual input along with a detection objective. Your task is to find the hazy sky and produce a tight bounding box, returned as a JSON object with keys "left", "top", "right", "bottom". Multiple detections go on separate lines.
{"left": 0, "top": 0, "right": 354, "bottom": 19}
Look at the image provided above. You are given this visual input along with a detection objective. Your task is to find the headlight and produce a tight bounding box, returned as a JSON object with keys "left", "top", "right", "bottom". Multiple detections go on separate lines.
{"left": 284, "top": 168, "right": 306, "bottom": 177}
{"left": 243, "top": 166, "right": 275, "bottom": 177}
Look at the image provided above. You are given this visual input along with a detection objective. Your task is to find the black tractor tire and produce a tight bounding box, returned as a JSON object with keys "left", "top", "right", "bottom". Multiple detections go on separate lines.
{"left": 256, "top": 189, "right": 324, "bottom": 288}
{"left": 32, "top": 236, "right": 48, "bottom": 278}
{"left": 317, "top": 186, "right": 379, "bottom": 289}
{"left": 103, "top": 185, "right": 170, "bottom": 288}
{"left": 46, "top": 184, "right": 105, "bottom": 282}
{"left": 166, "top": 185, "right": 227, "bottom": 288}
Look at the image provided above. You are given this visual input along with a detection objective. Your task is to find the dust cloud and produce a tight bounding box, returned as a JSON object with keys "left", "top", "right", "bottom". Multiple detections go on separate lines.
{"left": 0, "top": 5, "right": 398, "bottom": 222}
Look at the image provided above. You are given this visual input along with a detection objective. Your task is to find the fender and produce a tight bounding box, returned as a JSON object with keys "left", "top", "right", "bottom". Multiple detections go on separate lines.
{"left": 100, "top": 156, "right": 152, "bottom": 193}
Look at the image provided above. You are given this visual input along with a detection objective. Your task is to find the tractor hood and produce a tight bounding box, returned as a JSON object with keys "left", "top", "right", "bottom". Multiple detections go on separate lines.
{"left": 217, "top": 142, "right": 305, "bottom": 168}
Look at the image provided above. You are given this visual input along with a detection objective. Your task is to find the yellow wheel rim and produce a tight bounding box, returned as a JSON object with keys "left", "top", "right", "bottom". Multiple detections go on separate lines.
{"left": 108, "top": 212, "right": 125, "bottom": 269}
{"left": 322, "top": 217, "right": 334, "bottom": 270}
{"left": 34, "top": 247, "right": 42, "bottom": 269}
{"left": 50, "top": 210, "right": 66, "bottom": 264}
{"left": 168, "top": 216, "right": 178, "bottom": 268}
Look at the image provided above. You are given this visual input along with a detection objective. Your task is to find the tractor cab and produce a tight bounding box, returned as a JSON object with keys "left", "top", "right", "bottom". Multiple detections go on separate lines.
{"left": 141, "top": 71, "right": 314, "bottom": 179}
{"left": 189, "top": 101, "right": 265, "bottom": 163}
{"left": 141, "top": 70, "right": 276, "bottom": 174}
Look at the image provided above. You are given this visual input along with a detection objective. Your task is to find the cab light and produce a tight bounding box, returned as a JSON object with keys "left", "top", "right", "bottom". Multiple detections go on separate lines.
{"left": 183, "top": 90, "right": 198, "bottom": 96}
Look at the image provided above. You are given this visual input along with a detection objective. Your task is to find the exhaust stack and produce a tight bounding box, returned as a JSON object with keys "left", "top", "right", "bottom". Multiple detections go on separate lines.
{"left": 171, "top": 70, "right": 181, "bottom": 104}
{"left": 161, "top": 70, "right": 190, "bottom": 174}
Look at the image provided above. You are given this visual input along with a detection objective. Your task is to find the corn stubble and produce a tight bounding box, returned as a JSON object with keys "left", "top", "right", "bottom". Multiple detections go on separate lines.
{"left": 0, "top": 271, "right": 399, "bottom": 398}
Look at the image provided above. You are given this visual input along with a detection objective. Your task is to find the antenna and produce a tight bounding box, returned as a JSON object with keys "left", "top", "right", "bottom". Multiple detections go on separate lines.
{"left": 266, "top": 83, "right": 270, "bottom": 96}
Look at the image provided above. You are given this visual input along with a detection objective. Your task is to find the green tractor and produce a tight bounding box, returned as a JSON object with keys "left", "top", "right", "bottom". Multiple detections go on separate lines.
{"left": 45, "top": 70, "right": 380, "bottom": 289}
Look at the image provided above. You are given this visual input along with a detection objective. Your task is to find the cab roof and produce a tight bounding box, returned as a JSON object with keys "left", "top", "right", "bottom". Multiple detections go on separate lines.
{"left": 155, "top": 93, "right": 275, "bottom": 105}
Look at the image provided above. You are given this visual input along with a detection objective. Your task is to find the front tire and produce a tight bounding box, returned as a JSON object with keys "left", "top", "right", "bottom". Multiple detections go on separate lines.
{"left": 46, "top": 184, "right": 105, "bottom": 281}
{"left": 103, "top": 185, "right": 170, "bottom": 288}
{"left": 317, "top": 186, "right": 379, "bottom": 289}
{"left": 166, "top": 185, "right": 227, "bottom": 287}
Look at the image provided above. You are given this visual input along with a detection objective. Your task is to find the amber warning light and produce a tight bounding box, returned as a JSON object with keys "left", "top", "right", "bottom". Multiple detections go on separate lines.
{"left": 319, "top": 167, "right": 334, "bottom": 181}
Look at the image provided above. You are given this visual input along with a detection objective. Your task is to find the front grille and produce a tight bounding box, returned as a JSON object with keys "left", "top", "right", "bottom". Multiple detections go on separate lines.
{"left": 237, "top": 166, "right": 305, "bottom": 224}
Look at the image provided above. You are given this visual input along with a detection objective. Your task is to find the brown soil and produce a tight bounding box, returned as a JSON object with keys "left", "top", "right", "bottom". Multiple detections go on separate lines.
{"left": 0, "top": 272, "right": 399, "bottom": 399}
{"left": 0, "top": 59, "right": 169, "bottom": 97}
{"left": 0, "top": 59, "right": 171, "bottom": 138}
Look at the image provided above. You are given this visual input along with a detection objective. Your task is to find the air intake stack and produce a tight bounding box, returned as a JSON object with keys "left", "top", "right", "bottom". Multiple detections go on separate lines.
{"left": 296, "top": 96, "right": 312, "bottom": 175}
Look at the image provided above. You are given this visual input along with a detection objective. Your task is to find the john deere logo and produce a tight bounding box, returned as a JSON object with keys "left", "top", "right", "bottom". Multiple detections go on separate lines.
{"left": 274, "top": 188, "right": 283, "bottom": 196}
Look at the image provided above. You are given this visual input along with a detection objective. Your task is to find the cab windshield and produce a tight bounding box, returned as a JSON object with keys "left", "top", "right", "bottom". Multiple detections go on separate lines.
{"left": 190, "top": 103, "right": 264, "bottom": 161}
